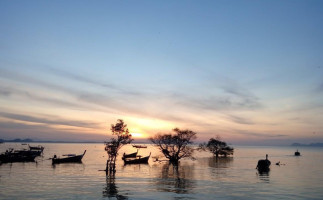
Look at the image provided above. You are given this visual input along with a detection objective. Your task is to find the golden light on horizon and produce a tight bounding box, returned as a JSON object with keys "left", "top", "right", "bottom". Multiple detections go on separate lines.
{"left": 130, "top": 132, "right": 146, "bottom": 138}
{"left": 128, "top": 117, "right": 174, "bottom": 130}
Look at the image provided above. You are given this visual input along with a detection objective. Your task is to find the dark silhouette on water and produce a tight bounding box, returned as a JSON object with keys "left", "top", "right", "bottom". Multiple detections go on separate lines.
{"left": 295, "top": 149, "right": 301, "bottom": 156}
{"left": 52, "top": 150, "right": 86, "bottom": 164}
{"left": 0, "top": 149, "right": 37, "bottom": 163}
{"left": 0, "top": 145, "right": 44, "bottom": 163}
{"left": 256, "top": 154, "right": 271, "bottom": 172}
{"left": 122, "top": 149, "right": 138, "bottom": 160}
{"left": 199, "top": 136, "right": 234, "bottom": 158}
{"left": 132, "top": 144, "right": 147, "bottom": 148}
{"left": 123, "top": 152, "right": 151, "bottom": 165}
{"left": 150, "top": 128, "right": 197, "bottom": 165}
{"left": 104, "top": 119, "right": 133, "bottom": 175}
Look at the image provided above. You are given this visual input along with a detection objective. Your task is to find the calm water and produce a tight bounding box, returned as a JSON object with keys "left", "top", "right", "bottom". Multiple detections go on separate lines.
{"left": 0, "top": 143, "right": 322, "bottom": 199}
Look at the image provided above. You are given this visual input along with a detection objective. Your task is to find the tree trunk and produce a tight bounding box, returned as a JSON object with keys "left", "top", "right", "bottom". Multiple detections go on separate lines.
{"left": 169, "top": 157, "right": 179, "bottom": 165}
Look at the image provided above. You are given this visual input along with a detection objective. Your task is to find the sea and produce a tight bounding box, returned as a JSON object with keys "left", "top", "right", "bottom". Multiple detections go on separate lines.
{"left": 0, "top": 143, "right": 322, "bottom": 200}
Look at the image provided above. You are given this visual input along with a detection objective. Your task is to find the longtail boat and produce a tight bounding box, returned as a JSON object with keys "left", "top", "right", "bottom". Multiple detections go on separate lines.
{"left": 0, "top": 149, "right": 37, "bottom": 163}
{"left": 52, "top": 150, "right": 86, "bottom": 164}
{"left": 256, "top": 154, "right": 271, "bottom": 172}
{"left": 294, "top": 149, "right": 301, "bottom": 156}
{"left": 29, "top": 145, "right": 44, "bottom": 151}
{"left": 122, "top": 150, "right": 138, "bottom": 160}
{"left": 124, "top": 153, "right": 151, "bottom": 165}
{"left": 132, "top": 145, "right": 147, "bottom": 148}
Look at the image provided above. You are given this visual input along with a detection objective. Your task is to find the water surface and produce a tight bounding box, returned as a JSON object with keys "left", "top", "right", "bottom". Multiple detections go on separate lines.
{"left": 0, "top": 143, "right": 322, "bottom": 199}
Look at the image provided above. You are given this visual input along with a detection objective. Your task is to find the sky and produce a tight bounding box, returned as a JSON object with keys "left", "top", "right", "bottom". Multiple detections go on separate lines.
{"left": 1, "top": 0, "right": 323, "bottom": 145}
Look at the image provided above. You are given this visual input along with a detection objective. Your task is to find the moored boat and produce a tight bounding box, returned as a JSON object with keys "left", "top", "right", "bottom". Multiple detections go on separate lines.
{"left": 124, "top": 153, "right": 151, "bottom": 165}
{"left": 0, "top": 149, "right": 37, "bottom": 163}
{"left": 132, "top": 145, "right": 147, "bottom": 148}
{"left": 295, "top": 149, "right": 301, "bottom": 156}
{"left": 122, "top": 150, "right": 138, "bottom": 160}
{"left": 52, "top": 150, "right": 86, "bottom": 164}
{"left": 29, "top": 145, "right": 44, "bottom": 152}
{"left": 256, "top": 154, "right": 271, "bottom": 172}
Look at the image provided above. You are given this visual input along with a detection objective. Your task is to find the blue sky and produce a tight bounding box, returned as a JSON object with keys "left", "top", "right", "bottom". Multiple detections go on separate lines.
{"left": 1, "top": 0, "right": 323, "bottom": 145}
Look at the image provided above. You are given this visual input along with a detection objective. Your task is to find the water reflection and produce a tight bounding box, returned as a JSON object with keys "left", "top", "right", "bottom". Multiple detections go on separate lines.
{"left": 103, "top": 175, "right": 128, "bottom": 199}
{"left": 155, "top": 163, "right": 195, "bottom": 194}
{"left": 208, "top": 157, "right": 233, "bottom": 168}
{"left": 198, "top": 156, "right": 233, "bottom": 179}
{"left": 257, "top": 171, "right": 270, "bottom": 183}
{"left": 51, "top": 162, "right": 85, "bottom": 172}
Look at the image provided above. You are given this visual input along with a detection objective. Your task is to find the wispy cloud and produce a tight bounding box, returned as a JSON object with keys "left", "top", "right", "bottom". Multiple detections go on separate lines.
{"left": 48, "top": 67, "right": 143, "bottom": 96}
{"left": 226, "top": 115, "right": 254, "bottom": 125}
{"left": 233, "top": 130, "right": 287, "bottom": 138}
{"left": 0, "top": 86, "right": 11, "bottom": 96}
{"left": 0, "top": 112, "right": 101, "bottom": 129}
{"left": 0, "top": 121, "right": 106, "bottom": 141}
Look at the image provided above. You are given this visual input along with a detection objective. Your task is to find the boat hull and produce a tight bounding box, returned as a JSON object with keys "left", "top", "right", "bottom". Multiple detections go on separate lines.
{"left": 52, "top": 150, "right": 86, "bottom": 164}
{"left": 124, "top": 153, "right": 150, "bottom": 165}
{"left": 0, "top": 153, "right": 37, "bottom": 163}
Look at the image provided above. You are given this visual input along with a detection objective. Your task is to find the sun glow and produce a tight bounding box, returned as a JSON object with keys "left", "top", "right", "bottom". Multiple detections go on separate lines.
{"left": 130, "top": 132, "right": 145, "bottom": 138}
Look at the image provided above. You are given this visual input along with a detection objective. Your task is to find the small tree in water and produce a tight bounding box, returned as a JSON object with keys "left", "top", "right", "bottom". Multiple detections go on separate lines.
{"left": 150, "top": 128, "right": 197, "bottom": 165}
{"left": 200, "top": 136, "right": 234, "bottom": 158}
{"left": 104, "top": 119, "right": 133, "bottom": 174}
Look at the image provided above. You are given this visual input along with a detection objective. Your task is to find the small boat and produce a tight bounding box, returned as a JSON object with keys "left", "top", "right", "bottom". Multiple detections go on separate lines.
{"left": 132, "top": 145, "right": 147, "bottom": 148}
{"left": 256, "top": 154, "right": 271, "bottom": 172}
{"left": 124, "top": 153, "right": 151, "bottom": 165}
{"left": 122, "top": 150, "right": 138, "bottom": 160}
{"left": 52, "top": 150, "right": 86, "bottom": 164}
{"left": 29, "top": 145, "right": 44, "bottom": 151}
{"left": 294, "top": 149, "right": 301, "bottom": 156}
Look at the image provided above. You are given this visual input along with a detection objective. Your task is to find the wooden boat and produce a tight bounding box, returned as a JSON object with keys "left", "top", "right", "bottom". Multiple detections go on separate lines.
{"left": 124, "top": 153, "right": 151, "bottom": 165}
{"left": 122, "top": 150, "right": 138, "bottom": 160}
{"left": 29, "top": 145, "right": 44, "bottom": 152}
{"left": 15, "top": 149, "right": 43, "bottom": 157}
{"left": 294, "top": 149, "right": 301, "bottom": 156}
{"left": 132, "top": 145, "right": 147, "bottom": 148}
{"left": 0, "top": 149, "right": 37, "bottom": 163}
{"left": 256, "top": 154, "right": 271, "bottom": 172}
{"left": 52, "top": 150, "right": 86, "bottom": 164}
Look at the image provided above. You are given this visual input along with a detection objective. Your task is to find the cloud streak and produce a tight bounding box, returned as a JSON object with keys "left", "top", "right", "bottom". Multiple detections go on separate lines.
{"left": 0, "top": 112, "right": 101, "bottom": 129}
{"left": 0, "top": 121, "right": 106, "bottom": 141}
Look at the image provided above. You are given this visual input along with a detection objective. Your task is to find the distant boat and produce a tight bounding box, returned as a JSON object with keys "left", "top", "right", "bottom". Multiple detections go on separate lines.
{"left": 52, "top": 150, "right": 86, "bottom": 164}
{"left": 122, "top": 150, "right": 138, "bottom": 160}
{"left": 29, "top": 145, "right": 44, "bottom": 151}
{"left": 295, "top": 149, "right": 301, "bottom": 156}
{"left": 132, "top": 145, "right": 147, "bottom": 148}
{"left": 124, "top": 153, "right": 151, "bottom": 165}
{"left": 256, "top": 154, "right": 271, "bottom": 172}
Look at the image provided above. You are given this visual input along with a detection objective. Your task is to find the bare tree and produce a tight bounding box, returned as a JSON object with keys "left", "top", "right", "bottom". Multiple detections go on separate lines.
{"left": 200, "top": 136, "right": 234, "bottom": 158}
{"left": 150, "top": 128, "right": 197, "bottom": 165}
{"left": 105, "top": 119, "right": 133, "bottom": 174}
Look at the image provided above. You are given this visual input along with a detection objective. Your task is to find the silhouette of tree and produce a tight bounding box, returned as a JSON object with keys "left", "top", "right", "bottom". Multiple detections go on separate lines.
{"left": 105, "top": 119, "right": 133, "bottom": 174}
{"left": 150, "top": 128, "right": 197, "bottom": 165}
{"left": 200, "top": 136, "right": 234, "bottom": 158}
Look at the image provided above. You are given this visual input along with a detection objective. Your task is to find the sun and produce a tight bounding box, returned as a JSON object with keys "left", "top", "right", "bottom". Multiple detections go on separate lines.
{"left": 130, "top": 132, "right": 145, "bottom": 138}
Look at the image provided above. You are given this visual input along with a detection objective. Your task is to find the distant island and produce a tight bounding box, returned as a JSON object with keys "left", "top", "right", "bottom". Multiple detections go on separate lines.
{"left": 291, "top": 143, "right": 323, "bottom": 147}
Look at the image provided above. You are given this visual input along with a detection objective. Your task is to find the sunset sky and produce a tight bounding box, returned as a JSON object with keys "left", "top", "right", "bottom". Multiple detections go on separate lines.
{"left": 1, "top": 1, "right": 323, "bottom": 145}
